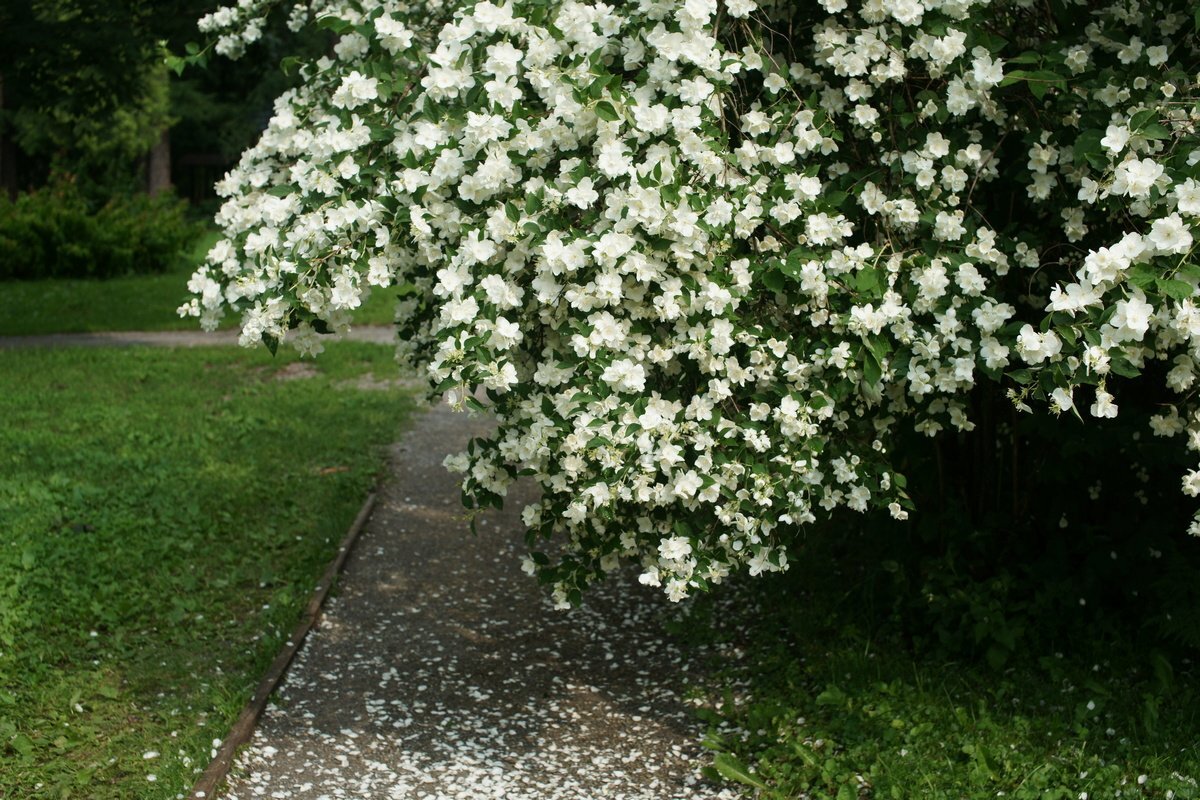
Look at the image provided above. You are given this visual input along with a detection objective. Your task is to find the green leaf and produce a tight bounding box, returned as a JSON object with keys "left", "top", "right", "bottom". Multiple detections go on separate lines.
{"left": 816, "top": 685, "right": 848, "bottom": 705}
{"left": 1003, "top": 69, "right": 1065, "bottom": 99}
{"left": 1029, "top": 70, "right": 1067, "bottom": 87}
{"left": 1006, "top": 51, "right": 1042, "bottom": 65}
{"left": 824, "top": 190, "right": 849, "bottom": 209}
{"left": 1073, "top": 130, "right": 1104, "bottom": 165}
{"left": 1141, "top": 123, "right": 1171, "bottom": 140}
{"left": 1126, "top": 264, "right": 1156, "bottom": 290}
{"left": 316, "top": 15, "right": 354, "bottom": 33}
{"left": 1156, "top": 278, "right": 1194, "bottom": 301}
{"left": 10, "top": 733, "right": 34, "bottom": 757}
{"left": 1179, "top": 263, "right": 1200, "bottom": 283}
{"left": 761, "top": 268, "right": 785, "bottom": 293}
{"left": 711, "top": 753, "right": 768, "bottom": 790}
{"left": 1129, "top": 109, "right": 1158, "bottom": 131}
{"left": 594, "top": 101, "right": 619, "bottom": 122}
{"left": 854, "top": 267, "right": 882, "bottom": 295}
{"left": 1109, "top": 357, "right": 1140, "bottom": 379}
{"left": 862, "top": 346, "right": 883, "bottom": 386}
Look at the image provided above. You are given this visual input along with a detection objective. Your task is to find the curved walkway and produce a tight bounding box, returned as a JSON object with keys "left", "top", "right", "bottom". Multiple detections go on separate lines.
{"left": 217, "top": 403, "right": 739, "bottom": 800}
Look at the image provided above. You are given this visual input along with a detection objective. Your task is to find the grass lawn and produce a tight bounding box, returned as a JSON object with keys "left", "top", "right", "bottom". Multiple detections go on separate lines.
{"left": 0, "top": 229, "right": 399, "bottom": 336}
{"left": 0, "top": 342, "right": 414, "bottom": 798}
{"left": 675, "top": 549, "right": 1200, "bottom": 800}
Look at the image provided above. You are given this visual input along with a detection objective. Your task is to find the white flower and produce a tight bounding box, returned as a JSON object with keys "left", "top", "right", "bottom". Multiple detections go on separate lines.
{"left": 725, "top": 0, "right": 756, "bottom": 17}
{"left": 596, "top": 140, "right": 633, "bottom": 177}
{"left": 970, "top": 55, "right": 1004, "bottom": 88}
{"left": 852, "top": 104, "right": 879, "bottom": 128}
{"left": 491, "top": 317, "right": 522, "bottom": 349}
{"left": 678, "top": 77, "right": 714, "bottom": 104}
{"left": 374, "top": 16, "right": 413, "bottom": 53}
{"left": 1111, "top": 157, "right": 1164, "bottom": 198}
{"left": 1108, "top": 295, "right": 1154, "bottom": 342}
{"left": 1051, "top": 387, "right": 1074, "bottom": 412}
{"left": 601, "top": 359, "right": 646, "bottom": 393}
{"left": 331, "top": 71, "right": 378, "bottom": 109}
{"left": 1147, "top": 213, "right": 1194, "bottom": 255}
{"left": 1048, "top": 282, "right": 1102, "bottom": 314}
{"left": 1091, "top": 388, "right": 1119, "bottom": 418}
{"left": 1099, "top": 124, "right": 1130, "bottom": 154}
{"left": 638, "top": 567, "right": 662, "bottom": 587}
{"left": 1174, "top": 179, "right": 1200, "bottom": 216}
{"left": 565, "top": 177, "right": 600, "bottom": 209}
{"left": 658, "top": 535, "right": 694, "bottom": 559}
{"left": 1016, "top": 325, "right": 1062, "bottom": 364}
{"left": 933, "top": 210, "right": 966, "bottom": 241}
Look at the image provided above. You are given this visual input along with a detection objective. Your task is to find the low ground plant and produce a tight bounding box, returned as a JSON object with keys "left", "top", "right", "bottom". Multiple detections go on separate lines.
{"left": 675, "top": 411, "right": 1200, "bottom": 798}
{"left": 0, "top": 343, "right": 411, "bottom": 799}
{"left": 679, "top": 577, "right": 1200, "bottom": 800}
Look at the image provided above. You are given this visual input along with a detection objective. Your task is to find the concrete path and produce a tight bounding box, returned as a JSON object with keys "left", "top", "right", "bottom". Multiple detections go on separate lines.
{"left": 0, "top": 327, "right": 395, "bottom": 349}
{"left": 219, "top": 403, "right": 739, "bottom": 800}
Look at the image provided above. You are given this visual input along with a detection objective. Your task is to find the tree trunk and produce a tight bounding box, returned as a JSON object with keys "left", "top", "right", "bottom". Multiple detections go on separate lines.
{"left": 147, "top": 128, "right": 171, "bottom": 196}
{"left": 0, "top": 73, "right": 17, "bottom": 199}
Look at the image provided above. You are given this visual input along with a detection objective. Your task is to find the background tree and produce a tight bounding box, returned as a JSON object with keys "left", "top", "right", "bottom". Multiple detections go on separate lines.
{"left": 0, "top": 0, "right": 327, "bottom": 203}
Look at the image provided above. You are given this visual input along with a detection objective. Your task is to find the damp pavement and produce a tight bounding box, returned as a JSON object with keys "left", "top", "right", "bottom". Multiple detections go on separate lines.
{"left": 216, "top": 402, "right": 743, "bottom": 800}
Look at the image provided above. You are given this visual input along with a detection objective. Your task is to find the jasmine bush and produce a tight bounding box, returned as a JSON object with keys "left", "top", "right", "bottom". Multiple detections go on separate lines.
{"left": 183, "top": 0, "right": 1199, "bottom": 605}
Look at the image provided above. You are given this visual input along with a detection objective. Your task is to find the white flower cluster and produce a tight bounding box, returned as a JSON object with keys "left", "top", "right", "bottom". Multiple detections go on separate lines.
{"left": 199, "top": 0, "right": 335, "bottom": 57}
{"left": 184, "top": 0, "right": 1200, "bottom": 605}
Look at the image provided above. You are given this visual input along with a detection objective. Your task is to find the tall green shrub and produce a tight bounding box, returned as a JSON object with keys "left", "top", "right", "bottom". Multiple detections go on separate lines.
{"left": 0, "top": 176, "right": 199, "bottom": 280}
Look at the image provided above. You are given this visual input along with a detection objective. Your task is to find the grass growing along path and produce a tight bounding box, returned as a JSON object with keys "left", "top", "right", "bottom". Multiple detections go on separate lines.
{"left": 0, "top": 343, "right": 413, "bottom": 799}
{"left": 675, "top": 547, "right": 1200, "bottom": 800}
{"left": 0, "top": 229, "right": 398, "bottom": 336}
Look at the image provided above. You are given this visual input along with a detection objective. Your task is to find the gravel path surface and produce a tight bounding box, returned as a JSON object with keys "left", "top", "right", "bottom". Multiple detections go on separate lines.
{"left": 218, "top": 402, "right": 740, "bottom": 800}
{"left": 0, "top": 327, "right": 395, "bottom": 349}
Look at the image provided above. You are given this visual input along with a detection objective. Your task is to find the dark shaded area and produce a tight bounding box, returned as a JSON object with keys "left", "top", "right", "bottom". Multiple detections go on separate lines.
{"left": 0, "top": 0, "right": 327, "bottom": 205}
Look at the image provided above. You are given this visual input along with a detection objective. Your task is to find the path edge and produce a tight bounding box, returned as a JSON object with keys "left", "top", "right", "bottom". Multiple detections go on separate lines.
{"left": 188, "top": 490, "right": 379, "bottom": 799}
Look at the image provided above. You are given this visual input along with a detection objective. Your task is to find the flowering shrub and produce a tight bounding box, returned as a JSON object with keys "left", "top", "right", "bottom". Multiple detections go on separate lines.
{"left": 183, "top": 0, "right": 1200, "bottom": 606}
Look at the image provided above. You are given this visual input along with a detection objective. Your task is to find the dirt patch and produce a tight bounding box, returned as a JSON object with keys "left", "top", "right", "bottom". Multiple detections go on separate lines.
{"left": 335, "top": 371, "right": 419, "bottom": 392}
{"left": 272, "top": 362, "right": 320, "bottom": 381}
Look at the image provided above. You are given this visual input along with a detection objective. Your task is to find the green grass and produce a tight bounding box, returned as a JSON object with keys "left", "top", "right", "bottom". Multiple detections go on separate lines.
{"left": 674, "top": 550, "right": 1200, "bottom": 800}
{"left": 0, "top": 228, "right": 399, "bottom": 335}
{"left": 0, "top": 343, "right": 413, "bottom": 798}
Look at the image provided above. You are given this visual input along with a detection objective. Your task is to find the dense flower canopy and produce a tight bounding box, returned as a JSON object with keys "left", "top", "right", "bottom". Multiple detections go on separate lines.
{"left": 185, "top": 0, "right": 1200, "bottom": 605}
